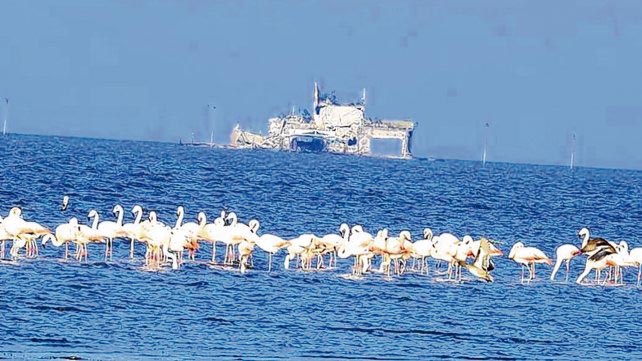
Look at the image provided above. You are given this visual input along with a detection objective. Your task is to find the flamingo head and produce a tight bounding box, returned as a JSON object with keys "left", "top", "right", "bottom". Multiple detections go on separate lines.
{"left": 249, "top": 219, "right": 260, "bottom": 233}
{"left": 339, "top": 223, "right": 350, "bottom": 236}
{"left": 112, "top": 204, "right": 123, "bottom": 215}
{"left": 225, "top": 212, "right": 237, "bottom": 225}
{"left": 9, "top": 207, "right": 21, "bottom": 217}
{"left": 423, "top": 228, "right": 433, "bottom": 240}
{"left": 578, "top": 227, "right": 589, "bottom": 242}
{"left": 88, "top": 209, "right": 98, "bottom": 220}
{"left": 176, "top": 205, "right": 184, "bottom": 217}
{"left": 197, "top": 212, "right": 207, "bottom": 225}
{"left": 508, "top": 241, "right": 525, "bottom": 259}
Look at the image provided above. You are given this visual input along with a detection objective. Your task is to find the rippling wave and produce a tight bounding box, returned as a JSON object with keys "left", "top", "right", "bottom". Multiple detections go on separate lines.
{"left": 1, "top": 134, "right": 642, "bottom": 359}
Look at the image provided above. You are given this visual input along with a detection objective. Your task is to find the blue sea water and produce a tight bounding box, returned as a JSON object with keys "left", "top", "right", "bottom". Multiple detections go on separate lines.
{"left": 1, "top": 134, "right": 642, "bottom": 359}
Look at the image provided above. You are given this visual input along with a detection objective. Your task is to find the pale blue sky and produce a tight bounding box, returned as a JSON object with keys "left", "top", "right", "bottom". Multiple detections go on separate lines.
{"left": 2, "top": 1, "right": 642, "bottom": 169}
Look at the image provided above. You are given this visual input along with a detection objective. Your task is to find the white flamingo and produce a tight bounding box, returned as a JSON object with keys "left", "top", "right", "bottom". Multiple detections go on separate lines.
{"left": 44, "top": 217, "right": 82, "bottom": 260}
{"left": 4, "top": 207, "right": 52, "bottom": 259}
{"left": 508, "top": 242, "right": 552, "bottom": 282}
{"left": 408, "top": 228, "right": 435, "bottom": 274}
{"left": 97, "top": 205, "right": 127, "bottom": 261}
{"left": 122, "top": 205, "right": 144, "bottom": 259}
{"left": 550, "top": 244, "right": 581, "bottom": 281}
{"left": 199, "top": 216, "right": 225, "bottom": 263}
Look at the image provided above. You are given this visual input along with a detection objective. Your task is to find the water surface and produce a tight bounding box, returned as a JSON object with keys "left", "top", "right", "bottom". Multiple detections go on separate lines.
{"left": 1, "top": 134, "right": 641, "bottom": 359}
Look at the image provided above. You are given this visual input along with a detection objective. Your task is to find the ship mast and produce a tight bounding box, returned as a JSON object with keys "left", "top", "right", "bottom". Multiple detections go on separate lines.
{"left": 482, "top": 122, "right": 489, "bottom": 166}
{"left": 208, "top": 104, "right": 216, "bottom": 146}
{"left": 2, "top": 97, "right": 8, "bottom": 136}
{"left": 570, "top": 132, "right": 576, "bottom": 169}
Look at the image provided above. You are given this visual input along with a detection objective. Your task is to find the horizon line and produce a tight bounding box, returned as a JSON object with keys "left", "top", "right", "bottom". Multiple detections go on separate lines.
{"left": 2, "top": 130, "right": 640, "bottom": 173}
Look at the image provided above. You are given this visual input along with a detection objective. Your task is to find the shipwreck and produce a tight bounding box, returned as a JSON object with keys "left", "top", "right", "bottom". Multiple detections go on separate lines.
{"left": 230, "top": 83, "right": 415, "bottom": 158}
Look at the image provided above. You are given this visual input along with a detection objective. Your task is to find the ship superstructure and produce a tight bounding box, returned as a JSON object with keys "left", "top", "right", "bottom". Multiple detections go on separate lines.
{"left": 230, "top": 83, "right": 415, "bottom": 158}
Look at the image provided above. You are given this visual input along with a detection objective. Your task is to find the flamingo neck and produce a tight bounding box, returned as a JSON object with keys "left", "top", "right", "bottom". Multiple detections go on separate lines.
{"left": 134, "top": 209, "right": 142, "bottom": 225}
{"left": 175, "top": 209, "right": 184, "bottom": 228}
{"left": 90, "top": 213, "right": 99, "bottom": 229}
{"left": 581, "top": 233, "right": 589, "bottom": 248}
{"left": 116, "top": 207, "right": 124, "bottom": 226}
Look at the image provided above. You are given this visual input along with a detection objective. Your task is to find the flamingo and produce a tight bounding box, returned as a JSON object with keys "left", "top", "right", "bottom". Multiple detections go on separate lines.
{"left": 430, "top": 232, "right": 459, "bottom": 279}
{"left": 253, "top": 233, "right": 289, "bottom": 272}
{"left": 44, "top": 217, "right": 82, "bottom": 260}
{"left": 453, "top": 235, "right": 475, "bottom": 281}
{"left": 373, "top": 230, "right": 411, "bottom": 276}
{"left": 317, "top": 226, "right": 345, "bottom": 268}
{"left": 550, "top": 244, "right": 581, "bottom": 281}
{"left": 97, "top": 205, "right": 128, "bottom": 261}
{"left": 508, "top": 242, "right": 552, "bottom": 282}
{"left": 74, "top": 210, "right": 107, "bottom": 262}
{"left": 122, "top": 205, "right": 144, "bottom": 259}
{"left": 177, "top": 208, "right": 206, "bottom": 260}
{"left": 408, "top": 228, "right": 435, "bottom": 274}
{"left": 4, "top": 207, "right": 52, "bottom": 258}
{"left": 606, "top": 241, "right": 636, "bottom": 284}
{"left": 237, "top": 238, "right": 255, "bottom": 273}
{"left": 227, "top": 213, "right": 261, "bottom": 272}
{"left": 284, "top": 233, "right": 317, "bottom": 270}
{"left": 221, "top": 212, "right": 259, "bottom": 264}
{"left": 336, "top": 224, "right": 373, "bottom": 275}
{"left": 199, "top": 216, "right": 225, "bottom": 263}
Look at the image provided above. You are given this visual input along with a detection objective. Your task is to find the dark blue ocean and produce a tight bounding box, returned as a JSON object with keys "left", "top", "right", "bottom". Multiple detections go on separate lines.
{"left": 1, "top": 134, "right": 641, "bottom": 359}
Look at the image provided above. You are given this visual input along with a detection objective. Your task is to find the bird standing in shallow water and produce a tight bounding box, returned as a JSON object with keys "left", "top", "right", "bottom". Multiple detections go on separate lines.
{"left": 550, "top": 244, "right": 581, "bottom": 282}
{"left": 508, "top": 241, "right": 552, "bottom": 283}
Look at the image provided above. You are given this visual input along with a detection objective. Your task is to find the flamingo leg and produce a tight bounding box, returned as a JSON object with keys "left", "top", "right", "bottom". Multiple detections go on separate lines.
{"left": 268, "top": 253, "right": 272, "bottom": 272}
{"left": 637, "top": 264, "right": 642, "bottom": 286}
{"left": 211, "top": 242, "right": 216, "bottom": 263}
{"left": 531, "top": 263, "right": 536, "bottom": 281}
{"left": 130, "top": 238, "right": 135, "bottom": 259}
{"left": 520, "top": 264, "right": 525, "bottom": 283}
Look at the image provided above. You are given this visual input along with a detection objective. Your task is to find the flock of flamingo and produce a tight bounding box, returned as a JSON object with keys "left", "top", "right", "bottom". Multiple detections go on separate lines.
{"left": 1, "top": 195, "right": 641, "bottom": 286}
